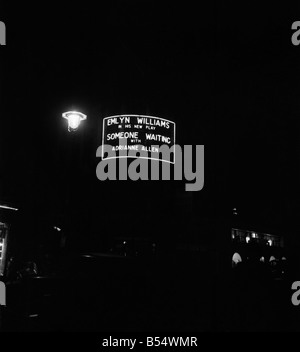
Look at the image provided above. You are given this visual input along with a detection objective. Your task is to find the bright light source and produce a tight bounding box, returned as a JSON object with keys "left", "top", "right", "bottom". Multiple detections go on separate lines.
{"left": 0, "top": 204, "right": 18, "bottom": 211}
{"left": 252, "top": 232, "right": 256, "bottom": 238}
{"left": 53, "top": 226, "right": 61, "bottom": 232}
{"left": 268, "top": 239, "right": 272, "bottom": 246}
{"left": 62, "top": 111, "right": 87, "bottom": 132}
{"left": 232, "top": 252, "right": 242, "bottom": 264}
{"left": 246, "top": 236, "right": 250, "bottom": 243}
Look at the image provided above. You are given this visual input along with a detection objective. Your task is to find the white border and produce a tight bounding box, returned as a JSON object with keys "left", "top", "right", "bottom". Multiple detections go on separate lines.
{"left": 101, "top": 115, "right": 176, "bottom": 164}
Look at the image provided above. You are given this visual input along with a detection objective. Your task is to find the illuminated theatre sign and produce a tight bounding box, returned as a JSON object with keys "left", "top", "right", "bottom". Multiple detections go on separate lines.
{"left": 102, "top": 115, "right": 176, "bottom": 163}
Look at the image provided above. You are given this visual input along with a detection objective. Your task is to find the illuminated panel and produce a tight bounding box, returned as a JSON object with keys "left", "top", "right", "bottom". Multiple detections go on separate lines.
{"left": 102, "top": 115, "right": 176, "bottom": 164}
{"left": 231, "top": 228, "right": 283, "bottom": 247}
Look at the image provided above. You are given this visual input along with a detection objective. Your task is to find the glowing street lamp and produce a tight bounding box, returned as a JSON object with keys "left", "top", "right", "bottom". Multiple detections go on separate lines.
{"left": 62, "top": 111, "right": 87, "bottom": 132}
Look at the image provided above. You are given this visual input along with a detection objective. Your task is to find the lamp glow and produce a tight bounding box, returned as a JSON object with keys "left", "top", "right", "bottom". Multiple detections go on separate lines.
{"left": 62, "top": 111, "right": 87, "bottom": 132}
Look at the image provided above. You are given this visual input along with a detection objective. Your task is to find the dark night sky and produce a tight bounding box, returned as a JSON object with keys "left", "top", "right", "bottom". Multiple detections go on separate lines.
{"left": 1, "top": 2, "right": 300, "bottom": 241}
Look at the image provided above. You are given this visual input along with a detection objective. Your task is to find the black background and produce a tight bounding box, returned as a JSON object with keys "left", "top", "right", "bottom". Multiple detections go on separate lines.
{"left": 1, "top": 2, "right": 300, "bottom": 240}
{"left": 1, "top": 0, "right": 300, "bottom": 335}
{"left": 1, "top": 4, "right": 298, "bottom": 216}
